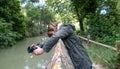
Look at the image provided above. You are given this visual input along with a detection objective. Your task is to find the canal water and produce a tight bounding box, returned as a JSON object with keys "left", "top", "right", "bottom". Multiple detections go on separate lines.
{"left": 0, "top": 36, "right": 51, "bottom": 69}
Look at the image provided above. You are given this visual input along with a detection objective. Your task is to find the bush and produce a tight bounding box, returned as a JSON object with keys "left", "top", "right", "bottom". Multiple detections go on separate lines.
{"left": 0, "top": 22, "right": 17, "bottom": 48}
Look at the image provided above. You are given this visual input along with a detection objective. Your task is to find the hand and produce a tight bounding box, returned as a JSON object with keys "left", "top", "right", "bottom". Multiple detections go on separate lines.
{"left": 32, "top": 46, "right": 44, "bottom": 55}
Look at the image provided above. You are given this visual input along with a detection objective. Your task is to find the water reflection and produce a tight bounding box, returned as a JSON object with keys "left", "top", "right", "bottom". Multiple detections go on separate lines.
{"left": 24, "top": 54, "right": 49, "bottom": 69}
{"left": 0, "top": 36, "right": 50, "bottom": 69}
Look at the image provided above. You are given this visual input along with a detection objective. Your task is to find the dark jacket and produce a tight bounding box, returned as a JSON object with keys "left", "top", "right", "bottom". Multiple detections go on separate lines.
{"left": 42, "top": 23, "right": 92, "bottom": 69}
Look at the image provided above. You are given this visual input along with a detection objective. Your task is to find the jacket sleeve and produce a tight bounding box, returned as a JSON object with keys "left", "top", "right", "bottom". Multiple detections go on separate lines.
{"left": 42, "top": 25, "right": 74, "bottom": 52}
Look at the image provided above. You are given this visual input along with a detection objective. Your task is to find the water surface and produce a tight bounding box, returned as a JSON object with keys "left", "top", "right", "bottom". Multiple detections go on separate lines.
{"left": 0, "top": 36, "right": 50, "bottom": 69}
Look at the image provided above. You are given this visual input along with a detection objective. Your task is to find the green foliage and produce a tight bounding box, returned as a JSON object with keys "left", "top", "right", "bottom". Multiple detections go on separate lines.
{"left": 84, "top": 0, "right": 120, "bottom": 68}
{"left": 117, "top": 1, "right": 120, "bottom": 13}
{"left": 46, "top": 0, "right": 76, "bottom": 23}
{"left": 0, "top": 0, "right": 27, "bottom": 40}
{"left": 109, "top": 51, "right": 120, "bottom": 69}
{"left": 24, "top": 2, "right": 55, "bottom": 37}
{"left": 70, "top": 0, "right": 98, "bottom": 31}
{"left": 71, "top": 0, "right": 98, "bottom": 14}
{"left": 86, "top": 15, "right": 118, "bottom": 45}
{"left": 85, "top": 43, "right": 117, "bottom": 69}
{"left": 75, "top": 29, "right": 81, "bottom": 34}
{"left": 86, "top": 0, "right": 120, "bottom": 46}
{"left": 0, "top": 0, "right": 27, "bottom": 48}
{"left": 29, "top": 0, "right": 39, "bottom": 3}
{"left": 0, "top": 22, "right": 16, "bottom": 48}
{"left": 75, "top": 29, "right": 85, "bottom": 35}
{"left": 27, "top": 23, "right": 46, "bottom": 37}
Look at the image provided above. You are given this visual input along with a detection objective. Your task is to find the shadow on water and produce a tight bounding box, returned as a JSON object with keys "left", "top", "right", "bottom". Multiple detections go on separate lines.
{"left": 0, "top": 36, "right": 51, "bottom": 69}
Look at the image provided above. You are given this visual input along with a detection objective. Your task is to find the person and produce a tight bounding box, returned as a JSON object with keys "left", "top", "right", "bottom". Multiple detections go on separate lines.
{"left": 28, "top": 22, "right": 92, "bottom": 69}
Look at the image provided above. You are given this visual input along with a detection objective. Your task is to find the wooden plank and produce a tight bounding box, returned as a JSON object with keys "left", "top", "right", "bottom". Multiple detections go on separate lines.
{"left": 116, "top": 41, "right": 120, "bottom": 51}
{"left": 46, "top": 39, "right": 75, "bottom": 69}
{"left": 79, "top": 36, "right": 116, "bottom": 51}
{"left": 118, "top": 61, "right": 120, "bottom": 69}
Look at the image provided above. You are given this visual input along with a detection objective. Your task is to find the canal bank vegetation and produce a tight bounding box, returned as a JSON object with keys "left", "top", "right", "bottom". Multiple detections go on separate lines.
{"left": 0, "top": 0, "right": 55, "bottom": 48}
{"left": 0, "top": 0, "right": 120, "bottom": 68}
{"left": 0, "top": 0, "right": 27, "bottom": 48}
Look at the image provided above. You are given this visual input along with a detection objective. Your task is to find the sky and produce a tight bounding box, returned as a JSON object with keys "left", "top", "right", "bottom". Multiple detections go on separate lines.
{"left": 21, "top": 0, "right": 46, "bottom": 6}
{"left": 39, "top": 0, "right": 46, "bottom": 5}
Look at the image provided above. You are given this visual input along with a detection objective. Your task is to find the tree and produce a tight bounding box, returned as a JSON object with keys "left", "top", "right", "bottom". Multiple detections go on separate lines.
{"left": 46, "top": 0, "right": 98, "bottom": 31}
{"left": 0, "top": 0, "right": 27, "bottom": 47}
{"left": 0, "top": 0, "right": 27, "bottom": 40}
{"left": 86, "top": 0, "right": 120, "bottom": 46}
{"left": 46, "top": 0, "right": 76, "bottom": 23}
{"left": 23, "top": 1, "right": 55, "bottom": 36}
{"left": 70, "top": 0, "right": 98, "bottom": 31}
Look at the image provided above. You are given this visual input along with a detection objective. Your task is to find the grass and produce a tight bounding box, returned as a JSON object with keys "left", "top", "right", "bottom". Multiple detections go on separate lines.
{"left": 83, "top": 41, "right": 117, "bottom": 69}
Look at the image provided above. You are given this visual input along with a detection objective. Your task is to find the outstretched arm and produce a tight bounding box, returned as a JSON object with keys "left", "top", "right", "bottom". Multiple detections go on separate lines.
{"left": 32, "top": 24, "right": 74, "bottom": 55}
{"left": 42, "top": 25, "right": 74, "bottom": 52}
